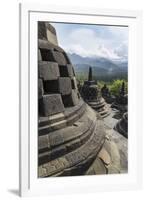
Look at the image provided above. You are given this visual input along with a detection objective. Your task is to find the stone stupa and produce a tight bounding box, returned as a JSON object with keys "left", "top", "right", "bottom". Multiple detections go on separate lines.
{"left": 101, "top": 84, "right": 115, "bottom": 104}
{"left": 111, "top": 81, "right": 128, "bottom": 112}
{"left": 81, "top": 67, "right": 110, "bottom": 118}
{"left": 114, "top": 112, "right": 128, "bottom": 138}
{"left": 38, "top": 22, "right": 128, "bottom": 177}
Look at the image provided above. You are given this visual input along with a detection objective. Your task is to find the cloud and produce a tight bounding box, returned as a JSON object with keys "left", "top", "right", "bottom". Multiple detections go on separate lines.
{"left": 51, "top": 23, "right": 128, "bottom": 61}
{"left": 114, "top": 41, "right": 128, "bottom": 60}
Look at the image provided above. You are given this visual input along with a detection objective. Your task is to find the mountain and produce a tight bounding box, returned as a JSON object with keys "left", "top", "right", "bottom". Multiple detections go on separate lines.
{"left": 68, "top": 53, "right": 128, "bottom": 81}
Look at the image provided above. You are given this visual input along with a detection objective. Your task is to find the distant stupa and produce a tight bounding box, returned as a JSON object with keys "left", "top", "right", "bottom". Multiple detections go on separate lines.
{"left": 81, "top": 67, "right": 110, "bottom": 118}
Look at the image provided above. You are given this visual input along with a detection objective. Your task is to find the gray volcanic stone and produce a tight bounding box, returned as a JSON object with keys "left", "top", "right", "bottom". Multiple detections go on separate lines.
{"left": 38, "top": 79, "right": 44, "bottom": 99}
{"left": 52, "top": 51, "right": 67, "bottom": 65}
{"left": 67, "top": 64, "right": 74, "bottom": 77}
{"left": 39, "top": 61, "right": 59, "bottom": 80}
{"left": 38, "top": 22, "right": 47, "bottom": 40}
{"left": 41, "top": 94, "right": 65, "bottom": 116}
{"left": 38, "top": 49, "right": 42, "bottom": 61}
{"left": 86, "top": 157, "right": 107, "bottom": 175}
{"left": 49, "top": 132, "right": 64, "bottom": 147}
{"left": 59, "top": 77, "right": 72, "bottom": 95}
{"left": 71, "top": 90, "right": 79, "bottom": 106}
{"left": 45, "top": 22, "right": 57, "bottom": 35}
{"left": 71, "top": 77, "right": 78, "bottom": 90}
{"left": 38, "top": 135, "right": 49, "bottom": 150}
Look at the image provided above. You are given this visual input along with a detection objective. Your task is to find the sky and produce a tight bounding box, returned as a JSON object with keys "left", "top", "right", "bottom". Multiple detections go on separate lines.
{"left": 51, "top": 22, "right": 128, "bottom": 61}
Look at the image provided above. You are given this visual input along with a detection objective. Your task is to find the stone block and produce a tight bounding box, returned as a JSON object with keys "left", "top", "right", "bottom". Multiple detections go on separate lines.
{"left": 38, "top": 79, "right": 44, "bottom": 99}
{"left": 67, "top": 64, "right": 74, "bottom": 77}
{"left": 49, "top": 133, "right": 64, "bottom": 147}
{"left": 50, "top": 145, "right": 67, "bottom": 160}
{"left": 38, "top": 135, "right": 49, "bottom": 151}
{"left": 41, "top": 94, "right": 65, "bottom": 116}
{"left": 59, "top": 77, "right": 72, "bottom": 95}
{"left": 71, "top": 90, "right": 79, "bottom": 105}
{"left": 38, "top": 49, "right": 42, "bottom": 61}
{"left": 38, "top": 22, "right": 47, "bottom": 40}
{"left": 63, "top": 52, "right": 71, "bottom": 64}
{"left": 39, "top": 61, "right": 60, "bottom": 80}
{"left": 71, "top": 77, "right": 78, "bottom": 89}
{"left": 52, "top": 51, "right": 67, "bottom": 65}
{"left": 39, "top": 39, "right": 54, "bottom": 50}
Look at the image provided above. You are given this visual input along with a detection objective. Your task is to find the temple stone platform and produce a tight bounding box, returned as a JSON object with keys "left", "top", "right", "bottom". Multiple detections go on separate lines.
{"left": 114, "top": 112, "right": 128, "bottom": 138}
{"left": 38, "top": 22, "right": 127, "bottom": 177}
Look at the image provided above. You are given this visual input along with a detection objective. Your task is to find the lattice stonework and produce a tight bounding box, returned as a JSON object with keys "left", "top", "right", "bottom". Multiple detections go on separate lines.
{"left": 38, "top": 39, "right": 80, "bottom": 116}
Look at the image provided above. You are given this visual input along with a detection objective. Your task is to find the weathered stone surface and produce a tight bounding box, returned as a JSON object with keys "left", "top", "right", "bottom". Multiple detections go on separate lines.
{"left": 71, "top": 90, "right": 79, "bottom": 106}
{"left": 59, "top": 77, "right": 72, "bottom": 95}
{"left": 38, "top": 22, "right": 58, "bottom": 45}
{"left": 38, "top": 79, "right": 44, "bottom": 99}
{"left": 41, "top": 94, "right": 65, "bottom": 116}
{"left": 67, "top": 64, "right": 74, "bottom": 77}
{"left": 39, "top": 39, "right": 64, "bottom": 52}
{"left": 38, "top": 49, "right": 42, "bottom": 61}
{"left": 71, "top": 77, "right": 78, "bottom": 90}
{"left": 45, "top": 22, "right": 56, "bottom": 35}
{"left": 50, "top": 145, "right": 67, "bottom": 160}
{"left": 98, "top": 147, "right": 111, "bottom": 165}
{"left": 38, "top": 22, "right": 47, "bottom": 40}
{"left": 38, "top": 135, "right": 49, "bottom": 151}
{"left": 52, "top": 51, "right": 67, "bottom": 65}
{"left": 39, "top": 39, "right": 54, "bottom": 50}
{"left": 39, "top": 61, "right": 60, "bottom": 80}
{"left": 49, "top": 132, "right": 64, "bottom": 147}
{"left": 86, "top": 157, "right": 107, "bottom": 175}
{"left": 38, "top": 166, "right": 47, "bottom": 177}
{"left": 38, "top": 114, "right": 106, "bottom": 177}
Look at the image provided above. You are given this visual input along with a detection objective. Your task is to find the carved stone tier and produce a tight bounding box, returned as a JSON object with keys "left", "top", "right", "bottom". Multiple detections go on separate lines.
{"left": 87, "top": 97, "right": 110, "bottom": 118}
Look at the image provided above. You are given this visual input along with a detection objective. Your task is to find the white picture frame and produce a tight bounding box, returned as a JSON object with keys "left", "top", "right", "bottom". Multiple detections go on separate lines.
{"left": 19, "top": 3, "right": 143, "bottom": 197}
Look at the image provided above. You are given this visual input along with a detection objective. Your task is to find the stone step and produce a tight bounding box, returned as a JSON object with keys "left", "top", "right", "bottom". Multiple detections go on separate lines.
{"left": 88, "top": 101, "right": 105, "bottom": 109}
{"left": 38, "top": 119, "right": 106, "bottom": 177}
{"left": 38, "top": 101, "right": 86, "bottom": 135}
{"left": 99, "top": 110, "right": 110, "bottom": 118}
{"left": 39, "top": 99, "right": 85, "bottom": 127}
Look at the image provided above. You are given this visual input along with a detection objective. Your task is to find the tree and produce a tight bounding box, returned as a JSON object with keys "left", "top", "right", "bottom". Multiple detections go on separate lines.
{"left": 109, "top": 79, "right": 128, "bottom": 96}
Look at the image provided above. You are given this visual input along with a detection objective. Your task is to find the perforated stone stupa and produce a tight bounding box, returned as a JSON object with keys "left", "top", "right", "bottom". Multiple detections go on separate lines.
{"left": 38, "top": 22, "right": 128, "bottom": 177}
{"left": 81, "top": 67, "right": 110, "bottom": 118}
{"left": 111, "top": 81, "right": 128, "bottom": 112}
